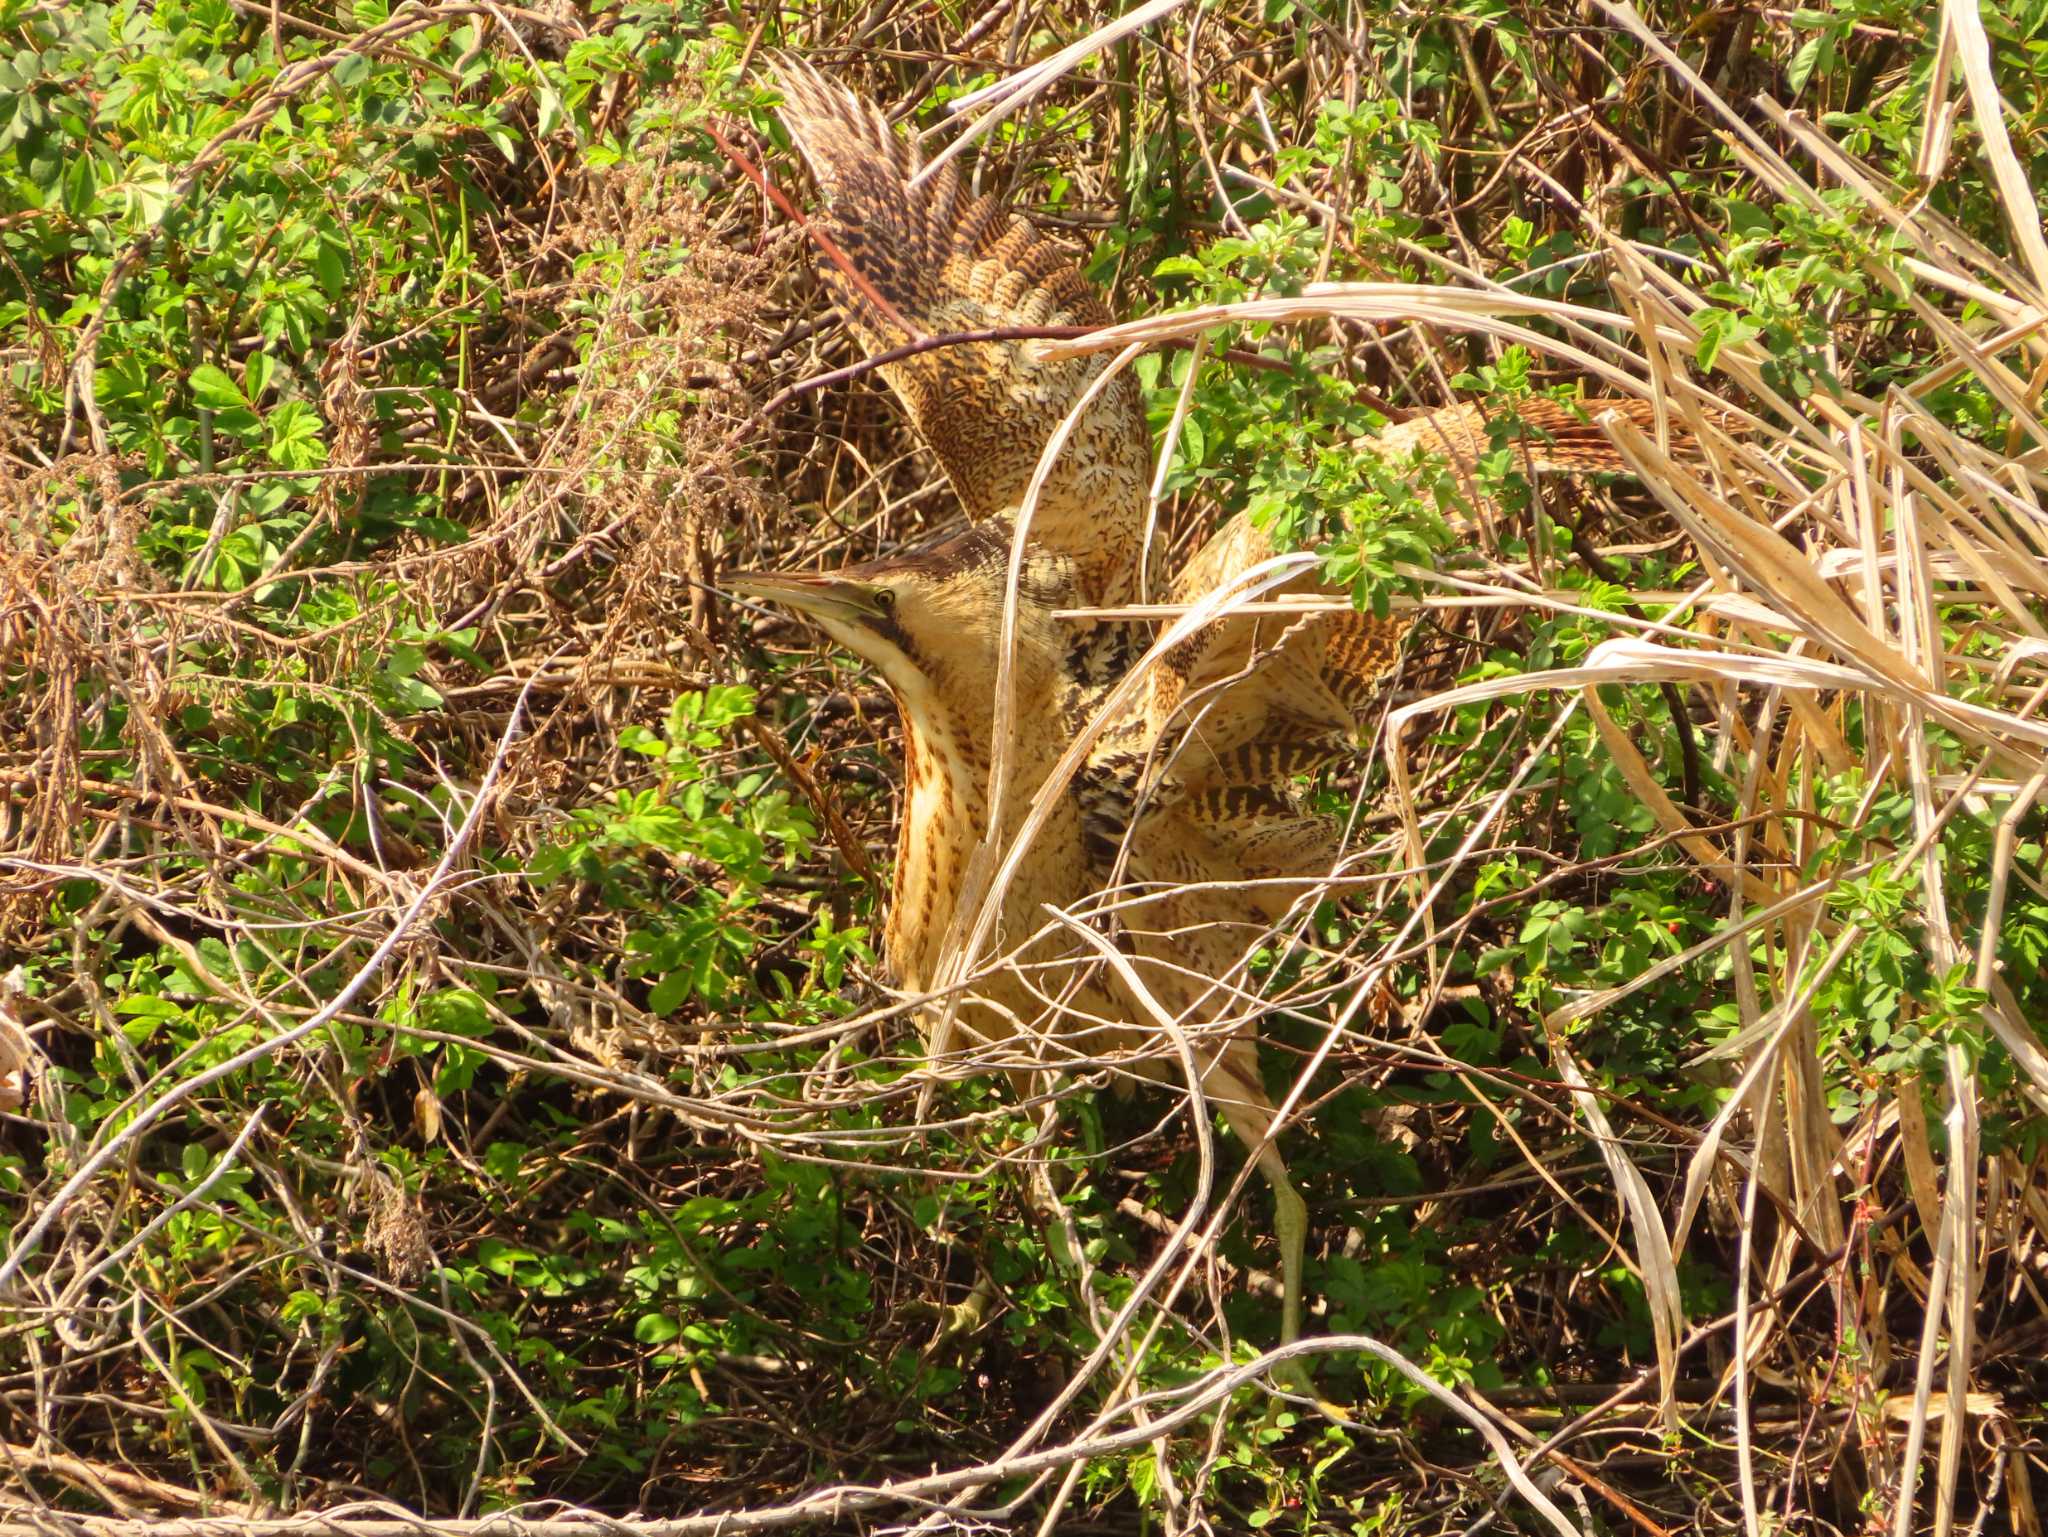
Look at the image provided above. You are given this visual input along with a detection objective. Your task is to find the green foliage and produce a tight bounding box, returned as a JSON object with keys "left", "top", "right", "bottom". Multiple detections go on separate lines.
{"left": 533, "top": 688, "right": 815, "bottom": 1011}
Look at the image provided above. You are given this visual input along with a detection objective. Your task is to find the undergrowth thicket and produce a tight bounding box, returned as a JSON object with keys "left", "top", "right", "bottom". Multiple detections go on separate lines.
{"left": 3, "top": 0, "right": 2048, "bottom": 1533}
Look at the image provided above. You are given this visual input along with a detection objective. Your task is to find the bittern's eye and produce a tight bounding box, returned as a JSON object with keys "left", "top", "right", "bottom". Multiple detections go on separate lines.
{"left": 874, "top": 588, "right": 897, "bottom": 614}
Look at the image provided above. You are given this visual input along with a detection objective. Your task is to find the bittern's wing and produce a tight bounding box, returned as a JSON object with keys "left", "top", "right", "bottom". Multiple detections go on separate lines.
{"left": 1106, "top": 792, "right": 1327, "bottom": 1084}
{"left": 1370, "top": 395, "right": 1680, "bottom": 473}
{"left": 1078, "top": 716, "right": 1347, "bottom": 1004}
{"left": 773, "top": 60, "right": 1152, "bottom": 602}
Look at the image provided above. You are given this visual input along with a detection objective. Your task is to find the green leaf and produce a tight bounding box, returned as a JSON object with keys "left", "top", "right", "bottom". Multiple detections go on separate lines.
{"left": 479, "top": 1239, "right": 535, "bottom": 1277}
{"left": 619, "top": 724, "right": 666, "bottom": 757}
{"left": 646, "top": 969, "right": 692, "bottom": 1015}
{"left": 634, "top": 1313, "right": 681, "bottom": 1345}
{"left": 419, "top": 988, "right": 491, "bottom": 1038}
{"left": 265, "top": 399, "right": 326, "bottom": 469}
{"left": 483, "top": 1141, "right": 526, "bottom": 1181}
{"left": 1786, "top": 32, "right": 1828, "bottom": 95}
{"left": 189, "top": 364, "right": 248, "bottom": 410}
{"left": 61, "top": 151, "right": 95, "bottom": 215}
{"left": 243, "top": 353, "right": 276, "bottom": 403}
{"left": 399, "top": 514, "right": 468, "bottom": 544}
{"left": 313, "top": 237, "right": 347, "bottom": 298}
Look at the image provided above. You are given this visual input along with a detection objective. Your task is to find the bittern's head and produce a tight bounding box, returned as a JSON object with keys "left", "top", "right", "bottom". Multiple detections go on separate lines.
{"left": 728, "top": 528, "right": 1075, "bottom": 720}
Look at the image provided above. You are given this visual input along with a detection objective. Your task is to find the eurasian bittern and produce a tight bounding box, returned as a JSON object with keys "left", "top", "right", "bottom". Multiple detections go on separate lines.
{"left": 768, "top": 59, "right": 1685, "bottom": 746}
{"left": 742, "top": 61, "right": 1712, "bottom": 1384}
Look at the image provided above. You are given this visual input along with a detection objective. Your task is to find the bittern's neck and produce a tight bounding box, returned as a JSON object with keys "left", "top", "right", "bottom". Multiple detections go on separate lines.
{"left": 883, "top": 662, "right": 1066, "bottom": 994}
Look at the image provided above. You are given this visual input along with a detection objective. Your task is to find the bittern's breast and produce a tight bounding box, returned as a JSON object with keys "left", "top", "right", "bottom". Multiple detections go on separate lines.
{"left": 879, "top": 681, "right": 1142, "bottom": 1057}
{"left": 884, "top": 719, "right": 982, "bottom": 995}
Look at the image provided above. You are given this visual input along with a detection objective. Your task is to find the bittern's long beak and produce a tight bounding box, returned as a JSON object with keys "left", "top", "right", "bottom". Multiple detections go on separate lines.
{"left": 727, "top": 569, "right": 889, "bottom": 625}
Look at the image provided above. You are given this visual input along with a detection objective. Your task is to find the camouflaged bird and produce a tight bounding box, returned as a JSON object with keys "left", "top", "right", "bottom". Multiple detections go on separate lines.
{"left": 773, "top": 58, "right": 1688, "bottom": 787}
{"left": 751, "top": 60, "right": 1709, "bottom": 1386}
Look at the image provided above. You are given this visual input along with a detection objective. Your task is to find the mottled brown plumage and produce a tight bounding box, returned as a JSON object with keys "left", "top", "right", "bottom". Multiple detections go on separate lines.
{"left": 757, "top": 64, "right": 1713, "bottom": 1383}
{"left": 774, "top": 62, "right": 1680, "bottom": 768}
{"left": 732, "top": 532, "right": 1086, "bottom": 998}
{"left": 776, "top": 60, "right": 1153, "bottom": 604}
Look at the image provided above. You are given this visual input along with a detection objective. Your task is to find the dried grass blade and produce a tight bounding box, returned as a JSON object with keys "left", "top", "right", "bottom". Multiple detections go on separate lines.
{"left": 1544, "top": 1029, "right": 1684, "bottom": 1428}
{"left": 1940, "top": 0, "right": 2048, "bottom": 299}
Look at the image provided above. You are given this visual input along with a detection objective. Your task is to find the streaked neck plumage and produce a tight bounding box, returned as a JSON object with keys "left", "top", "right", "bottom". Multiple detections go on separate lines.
{"left": 882, "top": 649, "right": 1067, "bottom": 995}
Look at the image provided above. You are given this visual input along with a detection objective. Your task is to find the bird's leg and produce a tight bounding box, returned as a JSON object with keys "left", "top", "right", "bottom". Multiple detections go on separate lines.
{"left": 1205, "top": 1062, "right": 1350, "bottom": 1425}
{"left": 1205, "top": 1065, "right": 1306, "bottom": 1347}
